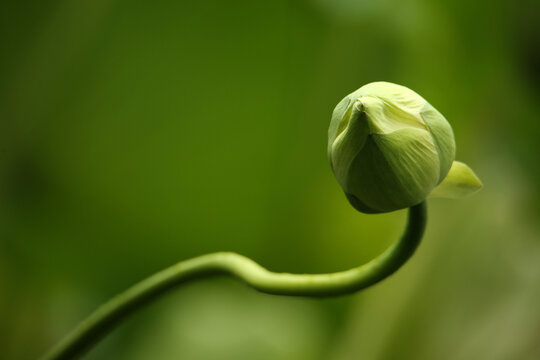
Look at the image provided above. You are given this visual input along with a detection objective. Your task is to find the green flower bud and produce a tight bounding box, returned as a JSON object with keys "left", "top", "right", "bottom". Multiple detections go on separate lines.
{"left": 328, "top": 82, "right": 482, "bottom": 213}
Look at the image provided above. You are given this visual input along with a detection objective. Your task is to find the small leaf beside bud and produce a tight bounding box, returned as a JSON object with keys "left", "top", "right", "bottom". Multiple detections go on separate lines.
{"left": 430, "top": 161, "right": 483, "bottom": 198}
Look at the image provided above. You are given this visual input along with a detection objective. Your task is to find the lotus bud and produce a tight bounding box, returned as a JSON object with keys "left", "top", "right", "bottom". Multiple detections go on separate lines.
{"left": 328, "top": 82, "right": 482, "bottom": 213}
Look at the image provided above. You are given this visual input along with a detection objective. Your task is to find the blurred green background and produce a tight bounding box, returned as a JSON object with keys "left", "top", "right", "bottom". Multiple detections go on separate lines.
{"left": 2, "top": 0, "right": 540, "bottom": 359}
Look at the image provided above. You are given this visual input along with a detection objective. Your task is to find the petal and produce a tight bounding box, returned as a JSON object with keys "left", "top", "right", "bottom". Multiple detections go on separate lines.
{"left": 328, "top": 95, "right": 351, "bottom": 157}
{"left": 346, "top": 127, "right": 440, "bottom": 212}
{"left": 430, "top": 161, "right": 483, "bottom": 198}
{"left": 330, "top": 106, "right": 370, "bottom": 190}
{"left": 420, "top": 106, "right": 456, "bottom": 183}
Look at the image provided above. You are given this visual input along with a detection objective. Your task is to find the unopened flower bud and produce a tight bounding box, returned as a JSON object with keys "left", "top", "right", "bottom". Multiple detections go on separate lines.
{"left": 328, "top": 82, "right": 481, "bottom": 213}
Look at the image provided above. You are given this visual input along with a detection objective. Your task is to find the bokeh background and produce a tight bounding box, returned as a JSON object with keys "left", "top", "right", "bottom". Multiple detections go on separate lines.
{"left": 2, "top": 0, "right": 540, "bottom": 359}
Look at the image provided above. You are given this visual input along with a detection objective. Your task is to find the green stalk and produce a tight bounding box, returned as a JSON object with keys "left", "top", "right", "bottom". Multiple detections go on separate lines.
{"left": 41, "top": 201, "right": 427, "bottom": 360}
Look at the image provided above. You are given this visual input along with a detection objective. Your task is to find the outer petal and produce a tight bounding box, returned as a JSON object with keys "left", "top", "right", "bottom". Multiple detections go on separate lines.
{"left": 329, "top": 103, "right": 371, "bottom": 192}
{"left": 345, "top": 127, "right": 440, "bottom": 213}
{"left": 420, "top": 106, "right": 456, "bottom": 183}
{"left": 328, "top": 95, "right": 351, "bottom": 158}
{"left": 430, "top": 161, "right": 483, "bottom": 198}
{"left": 354, "top": 82, "right": 427, "bottom": 114}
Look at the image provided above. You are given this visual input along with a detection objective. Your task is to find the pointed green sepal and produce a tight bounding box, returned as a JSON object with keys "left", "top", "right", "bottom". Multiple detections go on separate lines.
{"left": 430, "top": 161, "right": 482, "bottom": 198}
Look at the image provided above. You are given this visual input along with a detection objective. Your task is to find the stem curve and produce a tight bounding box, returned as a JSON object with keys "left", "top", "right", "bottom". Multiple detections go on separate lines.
{"left": 41, "top": 201, "right": 427, "bottom": 360}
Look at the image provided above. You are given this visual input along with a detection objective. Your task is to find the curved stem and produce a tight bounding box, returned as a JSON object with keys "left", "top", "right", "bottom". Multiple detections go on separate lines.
{"left": 41, "top": 202, "right": 427, "bottom": 360}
